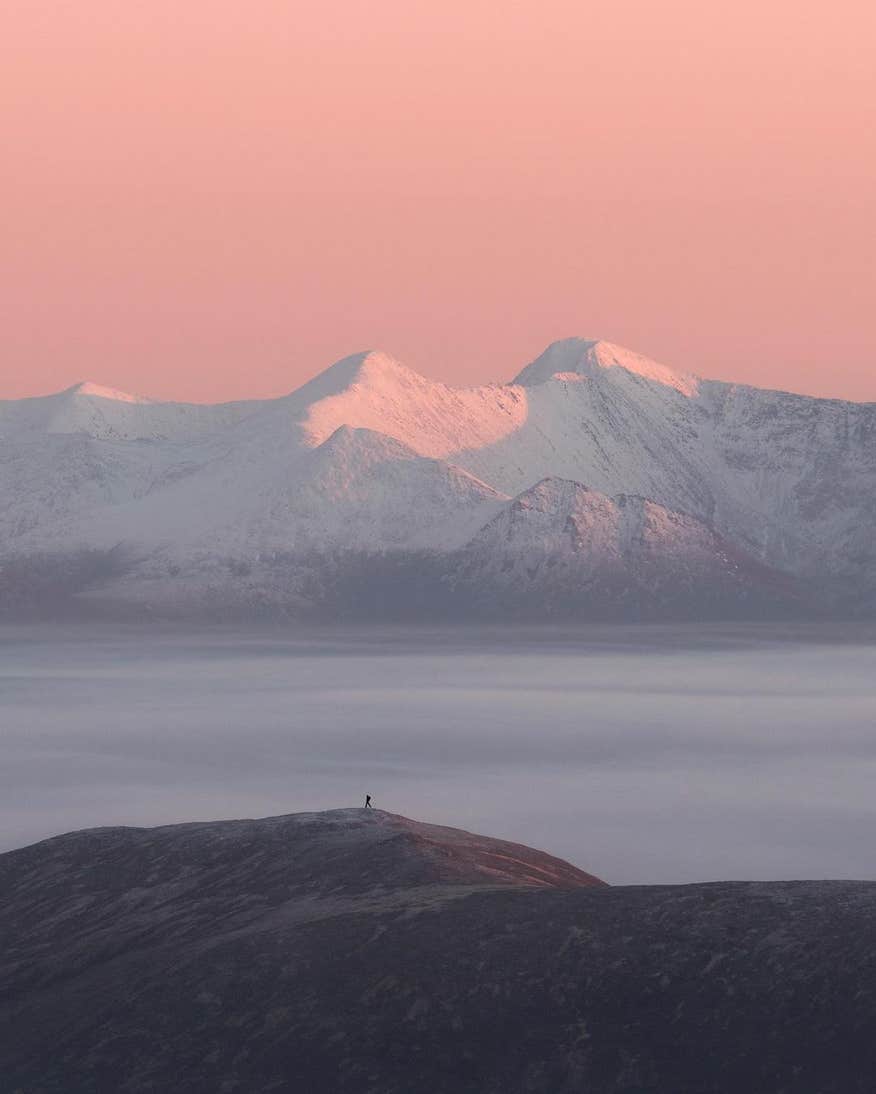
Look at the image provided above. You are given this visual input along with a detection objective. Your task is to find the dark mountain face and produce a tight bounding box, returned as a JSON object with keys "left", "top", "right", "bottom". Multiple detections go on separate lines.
{"left": 3, "top": 810, "right": 876, "bottom": 1093}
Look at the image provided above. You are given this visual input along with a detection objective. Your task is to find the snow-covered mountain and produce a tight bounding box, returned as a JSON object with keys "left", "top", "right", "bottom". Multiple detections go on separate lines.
{"left": 1, "top": 338, "right": 873, "bottom": 618}
{"left": 452, "top": 478, "right": 799, "bottom": 619}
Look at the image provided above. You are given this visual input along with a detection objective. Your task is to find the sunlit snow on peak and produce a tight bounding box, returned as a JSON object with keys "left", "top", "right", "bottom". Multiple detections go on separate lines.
{"left": 66, "top": 381, "right": 150, "bottom": 404}
{"left": 293, "top": 350, "right": 529, "bottom": 457}
{"left": 514, "top": 338, "right": 700, "bottom": 397}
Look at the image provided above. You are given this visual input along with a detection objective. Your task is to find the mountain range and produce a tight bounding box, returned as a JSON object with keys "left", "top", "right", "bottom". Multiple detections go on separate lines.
{"left": 2, "top": 338, "right": 874, "bottom": 618}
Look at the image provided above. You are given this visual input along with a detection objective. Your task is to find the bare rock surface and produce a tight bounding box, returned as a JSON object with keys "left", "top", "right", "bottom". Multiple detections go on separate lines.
{"left": 2, "top": 809, "right": 875, "bottom": 1092}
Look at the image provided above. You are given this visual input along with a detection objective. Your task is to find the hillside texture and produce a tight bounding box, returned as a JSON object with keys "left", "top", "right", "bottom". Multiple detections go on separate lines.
{"left": 3, "top": 809, "right": 876, "bottom": 1093}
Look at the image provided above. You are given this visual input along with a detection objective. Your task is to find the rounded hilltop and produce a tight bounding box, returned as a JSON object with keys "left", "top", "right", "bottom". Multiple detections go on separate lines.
{"left": 5, "top": 808, "right": 876, "bottom": 1093}
{"left": 5, "top": 807, "right": 605, "bottom": 901}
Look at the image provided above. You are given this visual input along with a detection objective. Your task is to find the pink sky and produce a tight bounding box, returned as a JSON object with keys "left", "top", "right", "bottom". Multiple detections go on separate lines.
{"left": 3, "top": 1, "right": 875, "bottom": 403}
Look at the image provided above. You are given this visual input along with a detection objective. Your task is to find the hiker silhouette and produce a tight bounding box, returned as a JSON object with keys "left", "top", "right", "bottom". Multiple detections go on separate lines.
{"left": 364, "top": 794, "right": 373, "bottom": 809}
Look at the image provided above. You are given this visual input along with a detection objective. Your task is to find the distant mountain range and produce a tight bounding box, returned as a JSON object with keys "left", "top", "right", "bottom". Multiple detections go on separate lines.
{"left": 2, "top": 338, "right": 874, "bottom": 619}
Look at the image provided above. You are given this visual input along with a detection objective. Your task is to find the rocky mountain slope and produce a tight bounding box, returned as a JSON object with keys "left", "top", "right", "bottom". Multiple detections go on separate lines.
{"left": 3, "top": 809, "right": 876, "bottom": 1093}
{"left": 2, "top": 338, "right": 874, "bottom": 618}
{"left": 452, "top": 478, "right": 798, "bottom": 618}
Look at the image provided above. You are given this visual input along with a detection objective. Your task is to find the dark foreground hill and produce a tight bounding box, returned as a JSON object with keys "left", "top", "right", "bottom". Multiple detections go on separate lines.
{"left": 2, "top": 809, "right": 876, "bottom": 1093}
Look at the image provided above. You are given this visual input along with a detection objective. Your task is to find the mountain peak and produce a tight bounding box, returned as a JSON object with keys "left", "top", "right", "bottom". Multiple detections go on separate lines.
{"left": 287, "top": 350, "right": 427, "bottom": 407}
{"left": 288, "top": 350, "right": 528, "bottom": 457}
{"left": 314, "top": 423, "right": 420, "bottom": 463}
{"left": 514, "top": 338, "right": 700, "bottom": 396}
{"left": 514, "top": 476, "right": 600, "bottom": 510}
{"left": 8, "top": 808, "right": 605, "bottom": 895}
{"left": 64, "top": 381, "right": 148, "bottom": 404}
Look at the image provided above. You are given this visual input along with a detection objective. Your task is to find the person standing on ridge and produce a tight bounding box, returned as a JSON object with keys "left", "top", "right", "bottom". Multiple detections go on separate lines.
{"left": 364, "top": 794, "right": 373, "bottom": 809}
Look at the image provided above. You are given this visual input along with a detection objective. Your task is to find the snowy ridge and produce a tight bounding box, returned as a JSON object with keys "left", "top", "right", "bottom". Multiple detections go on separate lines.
{"left": 466, "top": 477, "right": 721, "bottom": 563}
{"left": 514, "top": 338, "right": 700, "bottom": 397}
{"left": 287, "top": 350, "right": 529, "bottom": 457}
{"left": 65, "top": 381, "right": 150, "bottom": 403}
{"left": 449, "top": 477, "right": 797, "bottom": 619}
{"left": 249, "top": 426, "right": 508, "bottom": 552}
{"left": 0, "top": 383, "right": 267, "bottom": 442}
{"left": 1, "top": 338, "right": 874, "bottom": 618}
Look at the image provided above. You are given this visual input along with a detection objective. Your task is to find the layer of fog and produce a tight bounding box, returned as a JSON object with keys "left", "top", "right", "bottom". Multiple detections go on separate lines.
{"left": 2, "top": 623, "right": 875, "bottom": 885}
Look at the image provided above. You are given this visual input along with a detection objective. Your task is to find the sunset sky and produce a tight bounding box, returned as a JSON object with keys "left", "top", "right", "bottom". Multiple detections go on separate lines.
{"left": 4, "top": 0, "right": 875, "bottom": 402}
